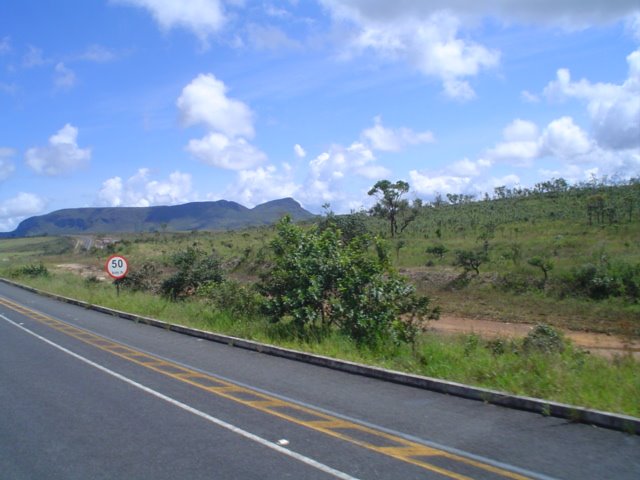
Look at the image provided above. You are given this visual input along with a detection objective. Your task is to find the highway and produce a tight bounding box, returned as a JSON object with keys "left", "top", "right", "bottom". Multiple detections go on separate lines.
{"left": 1, "top": 281, "right": 638, "bottom": 479}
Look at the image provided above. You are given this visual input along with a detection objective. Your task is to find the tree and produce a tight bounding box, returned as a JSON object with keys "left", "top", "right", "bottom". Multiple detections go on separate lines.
{"left": 454, "top": 249, "right": 487, "bottom": 276}
{"left": 368, "top": 180, "right": 419, "bottom": 237}
{"left": 426, "top": 244, "right": 448, "bottom": 261}
{"left": 528, "top": 256, "right": 553, "bottom": 285}
{"left": 260, "top": 216, "right": 438, "bottom": 348}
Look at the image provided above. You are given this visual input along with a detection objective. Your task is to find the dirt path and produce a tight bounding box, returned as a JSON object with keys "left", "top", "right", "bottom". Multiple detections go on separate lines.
{"left": 431, "top": 316, "right": 640, "bottom": 359}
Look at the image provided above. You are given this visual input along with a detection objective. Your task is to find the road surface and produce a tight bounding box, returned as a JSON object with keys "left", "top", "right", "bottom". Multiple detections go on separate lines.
{"left": 0, "top": 281, "right": 638, "bottom": 479}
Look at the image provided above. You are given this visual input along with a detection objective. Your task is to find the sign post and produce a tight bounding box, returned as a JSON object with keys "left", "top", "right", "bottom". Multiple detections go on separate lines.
{"left": 105, "top": 255, "right": 129, "bottom": 296}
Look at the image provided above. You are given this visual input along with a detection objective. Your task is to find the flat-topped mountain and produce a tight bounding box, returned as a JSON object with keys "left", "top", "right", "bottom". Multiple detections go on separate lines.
{"left": 1, "top": 198, "right": 315, "bottom": 237}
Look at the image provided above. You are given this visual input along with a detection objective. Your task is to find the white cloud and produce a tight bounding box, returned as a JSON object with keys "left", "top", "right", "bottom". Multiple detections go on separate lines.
{"left": 225, "top": 164, "right": 300, "bottom": 207}
{"left": 324, "top": 7, "right": 500, "bottom": 100}
{"left": 54, "top": 62, "right": 76, "bottom": 89}
{"left": 294, "top": 144, "right": 306, "bottom": 158}
{"left": 361, "top": 116, "right": 434, "bottom": 151}
{"left": 25, "top": 124, "right": 91, "bottom": 176}
{"left": 0, "top": 193, "right": 47, "bottom": 232}
{"left": 186, "top": 133, "right": 267, "bottom": 170}
{"left": 111, "top": 0, "right": 226, "bottom": 45}
{"left": 0, "top": 148, "right": 15, "bottom": 181}
{"left": 543, "top": 48, "right": 640, "bottom": 150}
{"left": 539, "top": 116, "right": 593, "bottom": 159}
{"left": 177, "top": 73, "right": 254, "bottom": 138}
{"left": 97, "top": 169, "right": 193, "bottom": 207}
{"left": 487, "top": 119, "right": 541, "bottom": 166}
{"left": 179, "top": 73, "right": 268, "bottom": 170}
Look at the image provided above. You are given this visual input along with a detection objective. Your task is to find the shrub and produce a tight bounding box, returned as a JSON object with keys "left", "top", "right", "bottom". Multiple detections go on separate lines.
{"left": 260, "top": 216, "right": 438, "bottom": 348}
{"left": 117, "top": 262, "right": 159, "bottom": 293}
{"left": 522, "top": 324, "right": 565, "bottom": 354}
{"left": 18, "top": 263, "right": 49, "bottom": 278}
{"left": 161, "top": 247, "right": 224, "bottom": 300}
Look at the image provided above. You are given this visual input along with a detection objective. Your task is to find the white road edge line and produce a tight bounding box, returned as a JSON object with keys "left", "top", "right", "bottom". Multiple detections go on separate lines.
{"left": 0, "top": 314, "right": 360, "bottom": 480}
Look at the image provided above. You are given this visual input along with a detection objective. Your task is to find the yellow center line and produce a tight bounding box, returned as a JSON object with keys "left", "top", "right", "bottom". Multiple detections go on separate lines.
{"left": 0, "top": 296, "right": 533, "bottom": 480}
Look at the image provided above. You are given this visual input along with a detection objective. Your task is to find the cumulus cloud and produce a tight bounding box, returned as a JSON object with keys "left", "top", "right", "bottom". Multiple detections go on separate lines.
{"left": 25, "top": 124, "right": 91, "bottom": 176}
{"left": 97, "top": 168, "right": 193, "bottom": 207}
{"left": 409, "top": 156, "right": 496, "bottom": 197}
{"left": 177, "top": 73, "right": 255, "bottom": 138}
{"left": 487, "top": 117, "right": 595, "bottom": 166}
{"left": 539, "top": 116, "right": 593, "bottom": 159}
{"left": 487, "top": 119, "right": 541, "bottom": 166}
{"left": 294, "top": 144, "right": 306, "bottom": 158}
{"left": 361, "top": 116, "right": 434, "bottom": 151}
{"left": 186, "top": 133, "right": 267, "bottom": 170}
{"left": 0, "top": 193, "right": 47, "bottom": 232}
{"left": 225, "top": 164, "right": 300, "bottom": 207}
{"left": 324, "top": 6, "right": 500, "bottom": 100}
{"left": 179, "top": 73, "right": 267, "bottom": 170}
{"left": 54, "top": 62, "right": 76, "bottom": 89}
{"left": 543, "top": 48, "right": 640, "bottom": 150}
{"left": 111, "top": 0, "right": 227, "bottom": 45}
{"left": 0, "top": 148, "right": 15, "bottom": 181}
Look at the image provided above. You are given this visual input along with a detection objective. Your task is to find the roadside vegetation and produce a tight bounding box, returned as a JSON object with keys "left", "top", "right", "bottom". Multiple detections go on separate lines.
{"left": 1, "top": 176, "right": 639, "bottom": 417}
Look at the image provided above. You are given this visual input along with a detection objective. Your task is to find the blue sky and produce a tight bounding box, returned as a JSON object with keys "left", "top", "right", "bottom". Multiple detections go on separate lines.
{"left": 1, "top": 1, "right": 639, "bottom": 231}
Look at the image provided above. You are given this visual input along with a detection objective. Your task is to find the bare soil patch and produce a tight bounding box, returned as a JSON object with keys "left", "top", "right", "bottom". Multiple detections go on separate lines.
{"left": 56, "top": 263, "right": 109, "bottom": 281}
{"left": 430, "top": 315, "right": 640, "bottom": 359}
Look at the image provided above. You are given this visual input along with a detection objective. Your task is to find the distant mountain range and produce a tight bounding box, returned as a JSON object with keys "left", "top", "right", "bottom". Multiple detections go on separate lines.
{"left": 0, "top": 198, "right": 315, "bottom": 237}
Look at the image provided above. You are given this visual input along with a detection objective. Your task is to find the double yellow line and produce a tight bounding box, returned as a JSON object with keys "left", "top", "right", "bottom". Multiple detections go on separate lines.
{"left": 0, "top": 296, "right": 533, "bottom": 480}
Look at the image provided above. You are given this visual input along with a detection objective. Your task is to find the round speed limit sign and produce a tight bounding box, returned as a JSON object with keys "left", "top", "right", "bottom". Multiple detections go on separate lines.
{"left": 105, "top": 255, "right": 129, "bottom": 280}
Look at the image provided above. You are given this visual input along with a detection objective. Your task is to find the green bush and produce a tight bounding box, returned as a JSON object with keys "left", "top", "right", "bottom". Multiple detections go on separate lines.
{"left": 17, "top": 263, "right": 49, "bottom": 278}
{"left": 260, "top": 216, "right": 438, "bottom": 348}
{"left": 161, "top": 247, "right": 224, "bottom": 300}
{"left": 565, "top": 261, "right": 640, "bottom": 301}
{"left": 522, "top": 324, "right": 566, "bottom": 354}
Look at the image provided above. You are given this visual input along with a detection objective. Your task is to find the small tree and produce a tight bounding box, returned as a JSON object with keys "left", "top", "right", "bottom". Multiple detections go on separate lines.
{"left": 454, "top": 249, "right": 486, "bottom": 276}
{"left": 426, "top": 244, "right": 448, "bottom": 261}
{"left": 528, "top": 256, "right": 553, "bottom": 285}
{"left": 368, "top": 180, "right": 419, "bottom": 237}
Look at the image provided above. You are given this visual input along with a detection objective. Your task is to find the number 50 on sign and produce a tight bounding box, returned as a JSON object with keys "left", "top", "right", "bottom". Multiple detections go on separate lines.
{"left": 105, "top": 255, "right": 129, "bottom": 280}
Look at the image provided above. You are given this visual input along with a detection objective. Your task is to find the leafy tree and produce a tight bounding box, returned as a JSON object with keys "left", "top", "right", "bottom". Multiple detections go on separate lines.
{"left": 426, "top": 244, "right": 448, "bottom": 260}
{"left": 260, "top": 216, "right": 438, "bottom": 348}
{"left": 454, "top": 249, "right": 487, "bottom": 276}
{"left": 368, "top": 180, "right": 420, "bottom": 237}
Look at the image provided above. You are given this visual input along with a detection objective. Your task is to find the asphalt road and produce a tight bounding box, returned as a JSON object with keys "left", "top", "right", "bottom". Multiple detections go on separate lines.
{"left": 1, "top": 281, "right": 638, "bottom": 479}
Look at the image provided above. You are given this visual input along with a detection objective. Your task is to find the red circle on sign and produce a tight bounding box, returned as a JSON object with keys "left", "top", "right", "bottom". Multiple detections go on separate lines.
{"left": 105, "top": 255, "right": 129, "bottom": 280}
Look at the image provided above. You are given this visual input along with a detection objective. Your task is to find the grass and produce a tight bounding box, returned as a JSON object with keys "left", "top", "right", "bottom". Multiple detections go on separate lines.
{"left": 5, "top": 270, "right": 639, "bottom": 418}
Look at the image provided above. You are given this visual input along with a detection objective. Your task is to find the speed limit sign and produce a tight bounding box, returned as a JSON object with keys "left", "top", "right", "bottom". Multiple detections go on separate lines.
{"left": 105, "top": 255, "right": 129, "bottom": 280}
